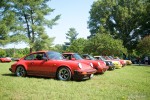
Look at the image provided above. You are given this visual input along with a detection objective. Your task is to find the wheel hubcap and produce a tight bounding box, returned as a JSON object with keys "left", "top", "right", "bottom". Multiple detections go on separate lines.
{"left": 16, "top": 67, "right": 25, "bottom": 76}
{"left": 59, "top": 68, "right": 70, "bottom": 80}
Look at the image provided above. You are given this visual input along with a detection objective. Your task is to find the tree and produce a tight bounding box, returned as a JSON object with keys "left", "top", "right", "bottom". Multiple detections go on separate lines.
{"left": 0, "top": 49, "right": 6, "bottom": 57}
{"left": 66, "top": 28, "right": 79, "bottom": 44}
{"left": 84, "top": 33, "right": 127, "bottom": 57}
{"left": 5, "top": 48, "right": 30, "bottom": 58}
{"left": 88, "top": 0, "right": 150, "bottom": 52}
{"left": 33, "top": 35, "right": 55, "bottom": 51}
{"left": 0, "top": 1, "right": 15, "bottom": 46}
{"left": 51, "top": 44, "right": 64, "bottom": 53}
{"left": 66, "top": 38, "right": 87, "bottom": 54}
{"left": 136, "top": 35, "right": 150, "bottom": 56}
{"left": 0, "top": 0, "right": 60, "bottom": 52}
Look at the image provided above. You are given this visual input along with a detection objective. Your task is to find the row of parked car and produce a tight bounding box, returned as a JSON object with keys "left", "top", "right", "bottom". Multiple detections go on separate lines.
{"left": 7, "top": 51, "right": 132, "bottom": 81}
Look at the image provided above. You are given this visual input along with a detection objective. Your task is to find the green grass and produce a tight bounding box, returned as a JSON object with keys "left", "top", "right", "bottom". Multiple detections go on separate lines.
{"left": 0, "top": 62, "right": 150, "bottom": 100}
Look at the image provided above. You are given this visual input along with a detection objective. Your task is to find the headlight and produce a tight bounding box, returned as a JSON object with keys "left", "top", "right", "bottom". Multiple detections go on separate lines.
{"left": 109, "top": 62, "right": 113, "bottom": 65}
{"left": 90, "top": 63, "right": 93, "bottom": 67}
{"left": 104, "top": 62, "right": 106, "bottom": 65}
{"left": 78, "top": 63, "right": 82, "bottom": 69}
{"left": 98, "top": 62, "right": 101, "bottom": 66}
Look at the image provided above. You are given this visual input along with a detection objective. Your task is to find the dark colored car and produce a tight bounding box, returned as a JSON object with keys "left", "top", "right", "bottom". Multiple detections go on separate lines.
{"left": 82, "top": 54, "right": 115, "bottom": 70}
{"left": 62, "top": 53, "right": 108, "bottom": 74}
{"left": 9, "top": 51, "right": 96, "bottom": 81}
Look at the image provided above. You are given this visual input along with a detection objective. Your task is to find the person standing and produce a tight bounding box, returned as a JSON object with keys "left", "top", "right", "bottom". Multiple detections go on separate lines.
{"left": 137, "top": 56, "right": 141, "bottom": 65}
{"left": 144, "top": 56, "right": 148, "bottom": 65}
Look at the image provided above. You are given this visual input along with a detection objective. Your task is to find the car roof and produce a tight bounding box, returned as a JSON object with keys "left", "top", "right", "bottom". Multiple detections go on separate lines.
{"left": 82, "top": 54, "right": 89, "bottom": 56}
{"left": 62, "top": 52, "right": 76, "bottom": 54}
{"left": 94, "top": 56, "right": 100, "bottom": 57}
{"left": 29, "top": 50, "right": 56, "bottom": 54}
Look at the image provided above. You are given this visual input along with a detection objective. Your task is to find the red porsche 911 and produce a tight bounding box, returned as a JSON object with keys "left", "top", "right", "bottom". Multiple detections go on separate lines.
{"left": 0, "top": 57, "right": 11, "bottom": 62}
{"left": 62, "top": 53, "right": 108, "bottom": 74}
{"left": 9, "top": 51, "right": 96, "bottom": 81}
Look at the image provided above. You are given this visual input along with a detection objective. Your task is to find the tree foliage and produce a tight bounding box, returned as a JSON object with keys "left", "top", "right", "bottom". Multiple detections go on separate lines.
{"left": 66, "top": 38, "right": 87, "bottom": 54}
{"left": 0, "top": 49, "right": 6, "bottom": 57}
{"left": 0, "top": 1, "right": 15, "bottom": 46}
{"left": 4, "top": 48, "right": 30, "bottom": 58}
{"left": 85, "top": 34, "right": 127, "bottom": 56}
{"left": 88, "top": 0, "right": 150, "bottom": 51}
{"left": 136, "top": 35, "right": 150, "bottom": 56}
{"left": 0, "top": 0, "right": 60, "bottom": 52}
{"left": 66, "top": 28, "right": 79, "bottom": 44}
{"left": 50, "top": 44, "right": 64, "bottom": 53}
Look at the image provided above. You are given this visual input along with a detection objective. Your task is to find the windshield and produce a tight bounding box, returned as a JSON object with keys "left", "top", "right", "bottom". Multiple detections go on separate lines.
{"left": 88, "top": 55, "right": 96, "bottom": 60}
{"left": 74, "top": 53, "right": 83, "bottom": 60}
{"left": 100, "top": 56, "right": 106, "bottom": 61}
{"left": 46, "top": 51, "right": 64, "bottom": 60}
{"left": 109, "top": 56, "right": 114, "bottom": 60}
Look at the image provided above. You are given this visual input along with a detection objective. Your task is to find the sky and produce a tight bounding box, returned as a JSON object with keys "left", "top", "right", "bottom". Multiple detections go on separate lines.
{"left": 3, "top": 0, "right": 95, "bottom": 49}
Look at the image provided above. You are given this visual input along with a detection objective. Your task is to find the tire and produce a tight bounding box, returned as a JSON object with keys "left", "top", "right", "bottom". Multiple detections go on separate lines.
{"left": 15, "top": 66, "right": 26, "bottom": 77}
{"left": 110, "top": 66, "right": 115, "bottom": 70}
{"left": 57, "top": 67, "right": 71, "bottom": 81}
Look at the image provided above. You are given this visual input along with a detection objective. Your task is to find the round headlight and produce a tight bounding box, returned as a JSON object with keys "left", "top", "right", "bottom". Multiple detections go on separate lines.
{"left": 104, "top": 62, "right": 106, "bottom": 65}
{"left": 78, "top": 63, "right": 82, "bottom": 69}
{"left": 90, "top": 63, "right": 93, "bottom": 67}
{"left": 98, "top": 62, "right": 101, "bottom": 66}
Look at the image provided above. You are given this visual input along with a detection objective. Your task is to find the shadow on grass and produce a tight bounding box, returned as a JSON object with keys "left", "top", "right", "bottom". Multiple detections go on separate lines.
{"left": 1, "top": 73, "right": 91, "bottom": 82}
{"left": 2, "top": 73, "right": 53, "bottom": 79}
{"left": 2, "top": 73, "right": 16, "bottom": 77}
{"left": 131, "top": 64, "right": 150, "bottom": 67}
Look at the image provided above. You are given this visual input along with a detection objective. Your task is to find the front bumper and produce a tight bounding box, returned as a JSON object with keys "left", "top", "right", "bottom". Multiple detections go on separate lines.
{"left": 9, "top": 68, "right": 12, "bottom": 72}
{"left": 73, "top": 69, "right": 97, "bottom": 80}
{"left": 95, "top": 66, "right": 108, "bottom": 74}
{"left": 114, "top": 65, "right": 122, "bottom": 69}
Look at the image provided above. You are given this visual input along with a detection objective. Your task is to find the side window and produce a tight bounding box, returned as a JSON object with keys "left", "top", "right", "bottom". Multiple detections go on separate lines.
{"left": 24, "top": 53, "right": 45, "bottom": 60}
{"left": 94, "top": 57, "right": 98, "bottom": 60}
{"left": 64, "top": 54, "right": 71, "bottom": 60}
{"left": 82, "top": 55, "right": 86, "bottom": 59}
{"left": 35, "top": 54, "right": 43, "bottom": 60}
{"left": 24, "top": 54, "right": 36, "bottom": 60}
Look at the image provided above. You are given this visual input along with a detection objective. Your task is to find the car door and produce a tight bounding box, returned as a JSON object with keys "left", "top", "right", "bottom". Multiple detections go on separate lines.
{"left": 24, "top": 53, "right": 52, "bottom": 76}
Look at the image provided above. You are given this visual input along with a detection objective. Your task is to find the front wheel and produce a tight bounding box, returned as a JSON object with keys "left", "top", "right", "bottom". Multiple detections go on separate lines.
{"left": 15, "top": 66, "right": 26, "bottom": 77}
{"left": 57, "top": 67, "right": 71, "bottom": 81}
{"left": 110, "top": 66, "right": 115, "bottom": 70}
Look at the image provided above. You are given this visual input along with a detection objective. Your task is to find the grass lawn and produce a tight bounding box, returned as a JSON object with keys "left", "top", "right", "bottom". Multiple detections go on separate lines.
{"left": 0, "top": 62, "right": 150, "bottom": 100}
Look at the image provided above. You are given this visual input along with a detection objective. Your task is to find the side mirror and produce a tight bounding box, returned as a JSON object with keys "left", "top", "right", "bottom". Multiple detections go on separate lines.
{"left": 42, "top": 57, "right": 48, "bottom": 61}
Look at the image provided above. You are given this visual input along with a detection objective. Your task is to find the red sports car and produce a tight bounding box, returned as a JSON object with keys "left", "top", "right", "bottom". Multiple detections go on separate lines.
{"left": 0, "top": 57, "right": 11, "bottom": 62}
{"left": 82, "top": 54, "right": 114, "bottom": 70}
{"left": 62, "top": 53, "right": 108, "bottom": 74}
{"left": 9, "top": 51, "right": 96, "bottom": 81}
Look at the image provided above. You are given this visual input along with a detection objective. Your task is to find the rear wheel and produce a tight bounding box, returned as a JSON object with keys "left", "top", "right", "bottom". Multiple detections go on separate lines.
{"left": 15, "top": 66, "right": 26, "bottom": 77}
{"left": 57, "top": 67, "right": 71, "bottom": 81}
